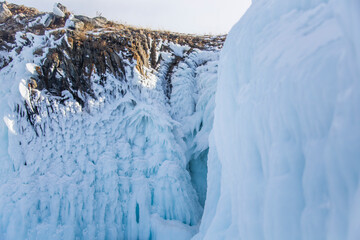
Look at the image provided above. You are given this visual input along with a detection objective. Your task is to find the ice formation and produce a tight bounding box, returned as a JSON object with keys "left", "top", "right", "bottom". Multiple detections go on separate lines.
{"left": 0, "top": 5, "right": 221, "bottom": 238}
{"left": 196, "top": 0, "right": 360, "bottom": 239}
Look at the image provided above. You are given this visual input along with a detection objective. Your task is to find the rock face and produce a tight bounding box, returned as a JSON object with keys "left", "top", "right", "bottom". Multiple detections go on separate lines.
{"left": 0, "top": 2, "right": 12, "bottom": 23}
{"left": 0, "top": 3, "right": 224, "bottom": 239}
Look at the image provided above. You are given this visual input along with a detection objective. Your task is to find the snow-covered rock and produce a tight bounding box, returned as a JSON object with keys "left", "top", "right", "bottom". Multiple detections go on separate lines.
{"left": 65, "top": 15, "right": 84, "bottom": 31}
{"left": 92, "top": 16, "right": 107, "bottom": 28}
{"left": 0, "top": 1, "right": 12, "bottom": 23}
{"left": 197, "top": 0, "right": 360, "bottom": 240}
{"left": 43, "top": 13, "right": 55, "bottom": 28}
{"left": 25, "top": 63, "right": 40, "bottom": 75}
{"left": 52, "top": 3, "right": 65, "bottom": 18}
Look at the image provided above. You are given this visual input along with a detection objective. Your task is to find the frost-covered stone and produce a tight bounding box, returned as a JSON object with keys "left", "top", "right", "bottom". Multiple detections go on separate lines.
{"left": 71, "top": 19, "right": 84, "bottom": 30}
{"left": 52, "top": 3, "right": 65, "bottom": 18}
{"left": 71, "top": 15, "right": 107, "bottom": 28}
{"left": 0, "top": 1, "right": 12, "bottom": 23}
{"left": 65, "top": 15, "right": 84, "bottom": 31}
{"left": 43, "top": 13, "right": 55, "bottom": 27}
{"left": 92, "top": 16, "right": 107, "bottom": 28}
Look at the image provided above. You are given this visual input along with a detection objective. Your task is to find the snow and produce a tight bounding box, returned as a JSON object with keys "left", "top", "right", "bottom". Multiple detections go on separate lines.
{"left": 53, "top": 3, "right": 65, "bottom": 18}
{"left": 64, "top": 18, "right": 74, "bottom": 29}
{"left": 18, "top": 79, "right": 30, "bottom": 101}
{"left": 196, "top": 0, "right": 360, "bottom": 240}
{"left": 25, "top": 63, "right": 39, "bottom": 75}
{"left": 3, "top": 116, "right": 16, "bottom": 135}
{"left": 133, "top": 67, "right": 158, "bottom": 89}
{"left": 168, "top": 42, "right": 191, "bottom": 58}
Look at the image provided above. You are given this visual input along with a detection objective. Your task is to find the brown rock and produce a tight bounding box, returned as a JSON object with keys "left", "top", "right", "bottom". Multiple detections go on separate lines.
{"left": 67, "top": 36, "right": 74, "bottom": 49}
{"left": 29, "top": 78, "right": 37, "bottom": 88}
{"left": 92, "top": 16, "right": 107, "bottom": 28}
{"left": 72, "top": 18, "right": 84, "bottom": 31}
{"left": 35, "top": 66, "right": 42, "bottom": 76}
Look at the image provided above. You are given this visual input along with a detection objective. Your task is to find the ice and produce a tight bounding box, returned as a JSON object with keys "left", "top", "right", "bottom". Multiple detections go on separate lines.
{"left": 169, "top": 50, "right": 219, "bottom": 207}
{"left": 0, "top": 22, "right": 219, "bottom": 239}
{"left": 196, "top": 0, "right": 360, "bottom": 239}
{"left": 150, "top": 214, "right": 198, "bottom": 240}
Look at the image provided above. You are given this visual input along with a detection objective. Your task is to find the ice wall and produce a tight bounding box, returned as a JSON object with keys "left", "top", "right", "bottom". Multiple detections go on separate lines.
{"left": 197, "top": 0, "right": 360, "bottom": 239}
{"left": 0, "top": 25, "right": 219, "bottom": 238}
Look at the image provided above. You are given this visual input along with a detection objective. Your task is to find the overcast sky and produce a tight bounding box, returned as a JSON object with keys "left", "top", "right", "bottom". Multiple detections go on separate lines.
{"left": 8, "top": 0, "right": 251, "bottom": 34}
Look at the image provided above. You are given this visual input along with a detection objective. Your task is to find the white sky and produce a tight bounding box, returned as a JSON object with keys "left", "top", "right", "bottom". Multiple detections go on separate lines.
{"left": 8, "top": 0, "right": 251, "bottom": 34}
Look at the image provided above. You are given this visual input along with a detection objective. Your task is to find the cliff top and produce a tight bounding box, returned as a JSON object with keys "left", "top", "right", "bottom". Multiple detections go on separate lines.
{"left": 0, "top": 2, "right": 226, "bottom": 50}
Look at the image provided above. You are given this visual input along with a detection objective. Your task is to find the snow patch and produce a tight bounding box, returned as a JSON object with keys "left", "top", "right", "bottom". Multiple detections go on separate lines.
{"left": 169, "top": 43, "right": 190, "bottom": 57}
{"left": 53, "top": 3, "right": 65, "bottom": 18}
{"left": 3, "top": 116, "right": 16, "bottom": 135}
{"left": 25, "top": 63, "right": 39, "bottom": 75}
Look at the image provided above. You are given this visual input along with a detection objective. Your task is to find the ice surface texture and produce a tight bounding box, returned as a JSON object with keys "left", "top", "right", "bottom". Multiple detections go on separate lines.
{"left": 196, "top": 0, "right": 360, "bottom": 239}
{"left": 0, "top": 28, "right": 219, "bottom": 239}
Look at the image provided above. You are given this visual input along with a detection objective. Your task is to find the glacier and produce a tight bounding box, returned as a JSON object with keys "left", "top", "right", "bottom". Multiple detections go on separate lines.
{"left": 197, "top": 0, "right": 360, "bottom": 239}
